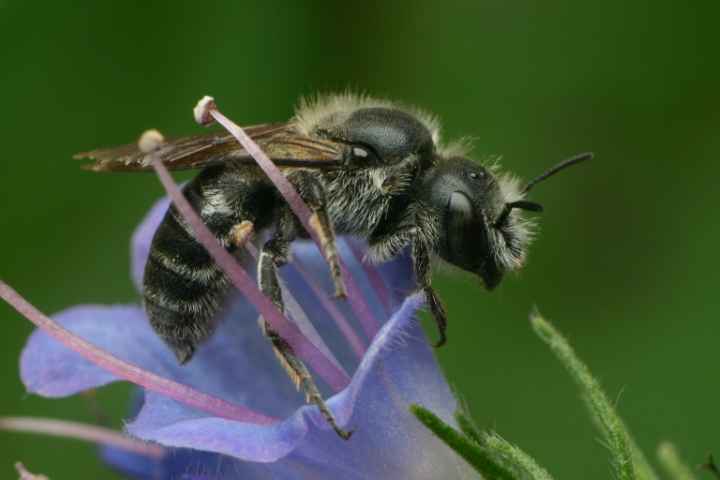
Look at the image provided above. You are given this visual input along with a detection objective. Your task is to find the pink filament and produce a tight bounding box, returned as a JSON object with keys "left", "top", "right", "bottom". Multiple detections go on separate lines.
{"left": 345, "top": 238, "right": 391, "bottom": 317}
{"left": 291, "top": 256, "right": 367, "bottom": 360}
{"left": 0, "top": 280, "right": 278, "bottom": 425}
{"left": 0, "top": 416, "right": 166, "bottom": 458}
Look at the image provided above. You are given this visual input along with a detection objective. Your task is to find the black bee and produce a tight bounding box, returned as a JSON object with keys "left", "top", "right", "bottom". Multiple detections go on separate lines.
{"left": 76, "top": 93, "right": 590, "bottom": 439}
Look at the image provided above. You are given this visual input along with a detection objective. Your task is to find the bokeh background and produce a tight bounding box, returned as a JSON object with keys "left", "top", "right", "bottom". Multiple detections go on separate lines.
{"left": 1, "top": 1, "right": 719, "bottom": 478}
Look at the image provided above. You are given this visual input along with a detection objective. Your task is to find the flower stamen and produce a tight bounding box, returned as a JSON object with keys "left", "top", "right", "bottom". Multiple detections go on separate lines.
{"left": 14, "top": 462, "right": 49, "bottom": 480}
{"left": 0, "top": 280, "right": 278, "bottom": 425}
{"left": 1, "top": 416, "right": 166, "bottom": 458}
{"left": 291, "top": 255, "right": 367, "bottom": 359}
{"left": 345, "top": 237, "right": 392, "bottom": 317}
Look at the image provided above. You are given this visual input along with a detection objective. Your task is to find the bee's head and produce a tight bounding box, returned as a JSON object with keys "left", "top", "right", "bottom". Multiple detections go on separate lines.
{"left": 425, "top": 156, "right": 535, "bottom": 290}
{"left": 425, "top": 153, "right": 591, "bottom": 290}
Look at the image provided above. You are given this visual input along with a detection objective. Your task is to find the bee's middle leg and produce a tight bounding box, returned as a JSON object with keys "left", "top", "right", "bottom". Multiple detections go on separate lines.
{"left": 291, "top": 170, "right": 346, "bottom": 299}
{"left": 257, "top": 237, "right": 352, "bottom": 440}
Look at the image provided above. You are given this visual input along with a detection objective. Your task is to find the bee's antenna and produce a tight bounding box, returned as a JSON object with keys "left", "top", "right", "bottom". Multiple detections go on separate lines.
{"left": 507, "top": 200, "right": 543, "bottom": 212}
{"left": 493, "top": 199, "right": 544, "bottom": 226}
{"left": 520, "top": 152, "right": 593, "bottom": 195}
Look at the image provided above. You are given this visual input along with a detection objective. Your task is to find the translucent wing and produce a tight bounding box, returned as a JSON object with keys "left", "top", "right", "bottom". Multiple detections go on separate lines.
{"left": 75, "top": 122, "right": 345, "bottom": 172}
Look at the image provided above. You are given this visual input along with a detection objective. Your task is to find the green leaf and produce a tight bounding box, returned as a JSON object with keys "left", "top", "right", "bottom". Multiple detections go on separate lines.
{"left": 486, "top": 436, "right": 555, "bottom": 480}
{"left": 657, "top": 442, "right": 699, "bottom": 480}
{"left": 410, "top": 404, "right": 519, "bottom": 480}
{"left": 629, "top": 434, "right": 660, "bottom": 480}
{"left": 531, "top": 312, "right": 637, "bottom": 480}
{"left": 454, "top": 410, "right": 485, "bottom": 447}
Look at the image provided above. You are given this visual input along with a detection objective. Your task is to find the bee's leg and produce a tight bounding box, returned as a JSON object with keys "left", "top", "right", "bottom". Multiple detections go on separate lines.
{"left": 370, "top": 225, "right": 448, "bottom": 347}
{"left": 409, "top": 229, "right": 448, "bottom": 348}
{"left": 290, "top": 170, "right": 346, "bottom": 299}
{"left": 257, "top": 237, "right": 353, "bottom": 440}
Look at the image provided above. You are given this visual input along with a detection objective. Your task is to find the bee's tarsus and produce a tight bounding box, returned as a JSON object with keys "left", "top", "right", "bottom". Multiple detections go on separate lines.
{"left": 293, "top": 170, "right": 347, "bottom": 304}
{"left": 336, "top": 425, "right": 356, "bottom": 441}
{"left": 425, "top": 287, "right": 448, "bottom": 349}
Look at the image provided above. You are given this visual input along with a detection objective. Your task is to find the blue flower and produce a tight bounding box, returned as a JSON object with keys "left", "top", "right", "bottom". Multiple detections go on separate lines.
{"left": 19, "top": 197, "right": 480, "bottom": 479}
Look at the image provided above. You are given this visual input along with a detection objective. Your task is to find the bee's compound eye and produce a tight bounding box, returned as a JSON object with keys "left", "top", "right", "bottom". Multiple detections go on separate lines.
{"left": 446, "top": 191, "right": 487, "bottom": 271}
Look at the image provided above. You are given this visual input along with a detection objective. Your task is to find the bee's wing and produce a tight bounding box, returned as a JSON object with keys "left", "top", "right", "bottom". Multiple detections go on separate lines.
{"left": 75, "top": 122, "right": 345, "bottom": 172}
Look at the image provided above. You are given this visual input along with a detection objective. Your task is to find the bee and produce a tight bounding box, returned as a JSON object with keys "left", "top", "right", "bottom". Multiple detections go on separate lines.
{"left": 76, "top": 93, "right": 590, "bottom": 439}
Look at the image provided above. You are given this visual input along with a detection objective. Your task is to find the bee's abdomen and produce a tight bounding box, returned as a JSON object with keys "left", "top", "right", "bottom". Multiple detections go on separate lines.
{"left": 142, "top": 166, "right": 276, "bottom": 364}
{"left": 143, "top": 209, "right": 230, "bottom": 363}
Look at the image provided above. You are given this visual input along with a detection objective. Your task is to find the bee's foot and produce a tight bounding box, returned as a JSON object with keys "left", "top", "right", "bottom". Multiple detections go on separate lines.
{"left": 331, "top": 285, "right": 347, "bottom": 301}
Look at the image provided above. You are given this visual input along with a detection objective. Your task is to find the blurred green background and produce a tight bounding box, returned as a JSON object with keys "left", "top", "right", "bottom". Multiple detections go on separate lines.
{"left": 1, "top": 1, "right": 719, "bottom": 478}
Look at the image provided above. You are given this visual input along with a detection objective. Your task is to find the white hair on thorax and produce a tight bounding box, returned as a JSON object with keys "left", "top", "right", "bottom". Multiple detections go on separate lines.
{"left": 292, "top": 91, "right": 443, "bottom": 147}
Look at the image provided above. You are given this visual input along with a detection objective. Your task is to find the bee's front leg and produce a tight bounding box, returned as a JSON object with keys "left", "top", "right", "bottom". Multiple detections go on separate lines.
{"left": 257, "top": 237, "right": 352, "bottom": 440}
{"left": 289, "top": 170, "right": 346, "bottom": 299}
{"left": 408, "top": 228, "right": 448, "bottom": 348}
{"left": 369, "top": 226, "right": 448, "bottom": 348}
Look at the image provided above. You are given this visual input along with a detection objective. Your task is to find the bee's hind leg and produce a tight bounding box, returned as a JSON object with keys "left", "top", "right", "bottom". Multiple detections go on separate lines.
{"left": 257, "top": 237, "right": 353, "bottom": 440}
{"left": 290, "top": 170, "right": 346, "bottom": 299}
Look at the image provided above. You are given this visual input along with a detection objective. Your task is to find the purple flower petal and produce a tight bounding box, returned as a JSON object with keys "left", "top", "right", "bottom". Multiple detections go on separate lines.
{"left": 99, "top": 445, "right": 156, "bottom": 480}
{"left": 123, "top": 293, "right": 479, "bottom": 479}
{"left": 21, "top": 305, "right": 148, "bottom": 396}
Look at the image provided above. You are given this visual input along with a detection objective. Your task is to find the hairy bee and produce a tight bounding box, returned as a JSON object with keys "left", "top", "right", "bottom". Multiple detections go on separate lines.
{"left": 76, "top": 93, "right": 590, "bottom": 439}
